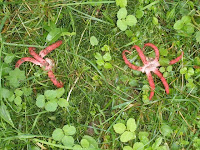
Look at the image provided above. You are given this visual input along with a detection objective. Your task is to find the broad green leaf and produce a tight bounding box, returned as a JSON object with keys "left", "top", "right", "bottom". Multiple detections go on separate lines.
{"left": 117, "top": 8, "right": 127, "bottom": 19}
{"left": 0, "top": 103, "right": 14, "bottom": 127}
{"left": 4, "top": 54, "right": 15, "bottom": 64}
{"left": 180, "top": 67, "right": 187, "bottom": 74}
{"left": 1, "top": 88, "right": 12, "bottom": 99}
{"left": 103, "top": 53, "right": 111, "bottom": 61}
{"left": 81, "top": 139, "right": 90, "bottom": 148}
{"left": 159, "top": 57, "right": 170, "bottom": 66}
{"left": 101, "top": 45, "right": 110, "bottom": 51}
{"left": 44, "top": 90, "right": 57, "bottom": 100}
{"left": 173, "top": 20, "right": 184, "bottom": 30}
{"left": 45, "top": 100, "right": 58, "bottom": 112}
{"left": 163, "top": 72, "right": 168, "bottom": 78}
{"left": 159, "top": 67, "right": 165, "bottom": 73}
{"left": 58, "top": 98, "right": 69, "bottom": 108}
{"left": 95, "top": 52, "right": 103, "bottom": 60}
{"left": 167, "top": 66, "right": 172, "bottom": 72}
{"left": 82, "top": 135, "right": 98, "bottom": 148}
{"left": 6, "top": 68, "right": 26, "bottom": 88}
{"left": 126, "top": 15, "right": 137, "bottom": 26}
{"left": 142, "top": 85, "right": 150, "bottom": 91}
{"left": 63, "top": 125, "right": 76, "bottom": 135}
{"left": 160, "top": 48, "right": 168, "bottom": 56}
{"left": 194, "top": 57, "right": 200, "bottom": 65}
{"left": 22, "top": 87, "right": 32, "bottom": 96}
{"left": 127, "top": 118, "right": 136, "bottom": 132}
{"left": 160, "top": 124, "right": 173, "bottom": 137}
{"left": 136, "top": 10, "right": 144, "bottom": 19}
{"left": 73, "top": 145, "right": 82, "bottom": 149}
{"left": 125, "top": 30, "right": 133, "bottom": 37}
{"left": 123, "top": 146, "right": 133, "bottom": 150}
{"left": 96, "top": 59, "right": 104, "bottom": 66}
{"left": 129, "top": 79, "right": 138, "bottom": 87}
{"left": 14, "top": 89, "right": 23, "bottom": 97}
{"left": 133, "top": 142, "right": 144, "bottom": 150}
{"left": 120, "top": 131, "right": 136, "bottom": 142}
{"left": 138, "top": 132, "right": 149, "bottom": 145}
{"left": 52, "top": 128, "right": 64, "bottom": 141}
{"left": 196, "top": 31, "right": 200, "bottom": 43}
{"left": 116, "top": 0, "right": 127, "bottom": 8}
{"left": 152, "top": 17, "right": 158, "bottom": 25}
{"left": 181, "top": 16, "right": 191, "bottom": 24}
{"left": 117, "top": 19, "right": 127, "bottom": 31}
{"left": 184, "top": 24, "right": 194, "bottom": 34}
{"left": 104, "top": 63, "right": 112, "bottom": 69}
{"left": 55, "top": 88, "right": 65, "bottom": 98}
{"left": 36, "top": 95, "right": 45, "bottom": 108}
{"left": 46, "top": 28, "right": 62, "bottom": 43}
{"left": 8, "top": 94, "right": 15, "bottom": 102}
{"left": 14, "top": 96, "right": 22, "bottom": 106}
{"left": 188, "top": 67, "right": 194, "bottom": 76}
{"left": 62, "top": 135, "right": 74, "bottom": 147}
{"left": 152, "top": 137, "right": 163, "bottom": 149}
{"left": 113, "top": 123, "right": 126, "bottom": 134}
{"left": 90, "top": 36, "right": 99, "bottom": 46}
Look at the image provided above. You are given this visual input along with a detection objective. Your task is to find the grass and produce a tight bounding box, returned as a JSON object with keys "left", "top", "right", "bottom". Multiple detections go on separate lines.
{"left": 0, "top": 0, "right": 200, "bottom": 149}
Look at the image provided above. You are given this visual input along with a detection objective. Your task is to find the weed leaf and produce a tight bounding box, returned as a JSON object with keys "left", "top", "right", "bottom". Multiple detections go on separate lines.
{"left": 82, "top": 135, "right": 98, "bottom": 148}
{"left": 116, "top": 0, "right": 127, "bottom": 8}
{"left": 127, "top": 118, "right": 136, "bottom": 132}
{"left": 81, "top": 139, "right": 90, "bottom": 148}
{"left": 45, "top": 100, "right": 58, "bottom": 112}
{"left": 126, "top": 15, "right": 137, "bottom": 26}
{"left": 0, "top": 102, "right": 14, "bottom": 127}
{"left": 196, "top": 31, "right": 200, "bottom": 43}
{"left": 117, "top": 8, "right": 127, "bottom": 19}
{"left": 63, "top": 125, "right": 76, "bottom": 135}
{"left": 62, "top": 135, "right": 74, "bottom": 147}
{"left": 117, "top": 19, "right": 127, "bottom": 31}
{"left": 113, "top": 123, "right": 126, "bottom": 134}
{"left": 90, "top": 36, "right": 99, "bottom": 46}
{"left": 52, "top": 128, "right": 64, "bottom": 141}
{"left": 58, "top": 98, "right": 69, "bottom": 108}
{"left": 120, "top": 131, "right": 135, "bottom": 142}
{"left": 103, "top": 53, "right": 111, "bottom": 61}
{"left": 133, "top": 142, "right": 144, "bottom": 150}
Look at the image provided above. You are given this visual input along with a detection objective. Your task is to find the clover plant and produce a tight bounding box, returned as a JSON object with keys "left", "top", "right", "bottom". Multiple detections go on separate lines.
{"left": 36, "top": 88, "right": 69, "bottom": 112}
{"left": 52, "top": 124, "right": 99, "bottom": 149}
{"left": 95, "top": 45, "right": 112, "bottom": 69}
{"left": 113, "top": 118, "right": 168, "bottom": 150}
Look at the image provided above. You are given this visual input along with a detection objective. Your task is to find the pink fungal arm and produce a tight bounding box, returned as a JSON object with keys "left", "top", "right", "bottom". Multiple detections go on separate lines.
{"left": 122, "top": 50, "right": 142, "bottom": 71}
{"left": 28, "top": 47, "right": 47, "bottom": 66}
{"left": 169, "top": 52, "right": 184, "bottom": 65}
{"left": 144, "top": 43, "right": 159, "bottom": 61}
{"left": 132, "top": 45, "right": 147, "bottom": 64}
{"left": 154, "top": 69, "right": 169, "bottom": 94}
{"left": 48, "top": 71, "right": 64, "bottom": 88}
{"left": 15, "top": 57, "right": 41, "bottom": 68}
{"left": 146, "top": 72, "right": 155, "bottom": 100}
{"left": 39, "top": 40, "right": 63, "bottom": 58}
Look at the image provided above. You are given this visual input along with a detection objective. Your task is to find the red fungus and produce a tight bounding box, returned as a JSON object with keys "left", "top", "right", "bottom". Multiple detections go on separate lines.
{"left": 122, "top": 43, "right": 184, "bottom": 100}
{"left": 15, "top": 41, "right": 63, "bottom": 88}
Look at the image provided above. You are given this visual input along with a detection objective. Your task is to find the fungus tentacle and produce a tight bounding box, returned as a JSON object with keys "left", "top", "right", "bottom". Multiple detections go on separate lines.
{"left": 146, "top": 72, "right": 155, "bottom": 100}
{"left": 154, "top": 69, "right": 169, "bottom": 94}
{"left": 39, "top": 40, "right": 62, "bottom": 58}
{"left": 48, "top": 71, "right": 63, "bottom": 88}
{"left": 169, "top": 52, "right": 184, "bottom": 65}
{"left": 132, "top": 45, "right": 147, "bottom": 65}
{"left": 122, "top": 50, "right": 142, "bottom": 71}
{"left": 15, "top": 57, "right": 41, "bottom": 68}
{"left": 143, "top": 43, "right": 159, "bottom": 61}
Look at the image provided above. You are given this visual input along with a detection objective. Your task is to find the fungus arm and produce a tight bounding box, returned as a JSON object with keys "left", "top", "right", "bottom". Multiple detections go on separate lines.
{"left": 132, "top": 45, "right": 148, "bottom": 65}
{"left": 48, "top": 70, "right": 64, "bottom": 88}
{"left": 146, "top": 72, "right": 155, "bottom": 100}
{"left": 144, "top": 43, "right": 159, "bottom": 61}
{"left": 154, "top": 69, "right": 169, "bottom": 94}
{"left": 39, "top": 40, "right": 62, "bottom": 58}
{"left": 169, "top": 52, "right": 184, "bottom": 65}
{"left": 15, "top": 57, "right": 41, "bottom": 68}
{"left": 122, "top": 50, "right": 142, "bottom": 71}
